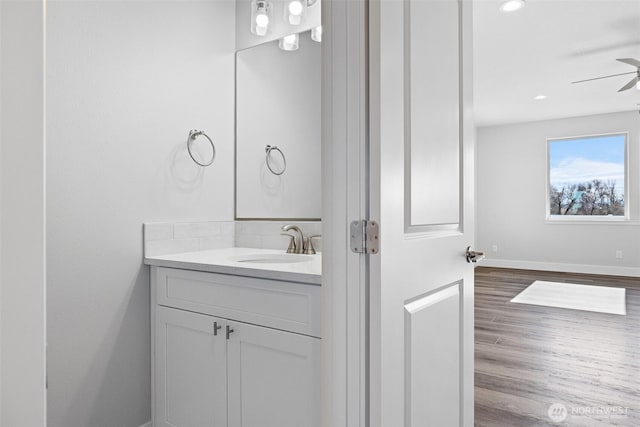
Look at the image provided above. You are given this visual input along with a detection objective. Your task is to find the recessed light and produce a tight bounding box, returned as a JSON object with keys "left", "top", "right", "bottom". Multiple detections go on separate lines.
{"left": 534, "top": 94, "right": 547, "bottom": 100}
{"left": 500, "top": 0, "right": 525, "bottom": 12}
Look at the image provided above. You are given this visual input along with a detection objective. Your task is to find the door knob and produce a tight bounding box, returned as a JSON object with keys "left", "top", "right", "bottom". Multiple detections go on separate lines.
{"left": 466, "top": 246, "right": 485, "bottom": 263}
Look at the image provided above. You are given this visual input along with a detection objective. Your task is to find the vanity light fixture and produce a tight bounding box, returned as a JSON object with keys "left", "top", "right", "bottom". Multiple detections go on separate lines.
{"left": 534, "top": 94, "right": 547, "bottom": 100}
{"left": 311, "top": 26, "right": 322, "bottom": 42}
{"left": 286, "top": 0, "right": 305, "bottom": 26}
{"left": 279, "top": 33, "right": 299, "bottom": 51}
{"left": 499, "top": 0, "right": 525, "bottom": 12}
{"left": 251, "top": 0, "right": 271, "bottom": 37}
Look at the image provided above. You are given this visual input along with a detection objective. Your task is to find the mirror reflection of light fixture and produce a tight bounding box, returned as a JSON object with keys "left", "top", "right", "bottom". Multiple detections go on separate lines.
{"left": 499, "top": 0, "right": 525, "bottom": 12}
{"left": 279, "top": 33, "right": 299, "bottom": 51}
{"left": 285, "top": 0, "right": 306, "bottom": 26}
{"left": 251, "top": 0, "right": 271, "bottom": 36}
{"left": 311, "top": 26, "right": 322, "bottom": 42}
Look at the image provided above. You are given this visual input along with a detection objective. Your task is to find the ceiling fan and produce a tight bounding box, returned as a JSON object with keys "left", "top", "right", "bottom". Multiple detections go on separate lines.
{"left": 572, "top": 58, "right": 640, "bottom": 92}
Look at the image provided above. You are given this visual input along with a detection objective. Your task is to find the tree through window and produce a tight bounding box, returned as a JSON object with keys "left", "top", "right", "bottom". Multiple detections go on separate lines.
{"left": 548, "top": 133, "right": 626, "bottom": 217}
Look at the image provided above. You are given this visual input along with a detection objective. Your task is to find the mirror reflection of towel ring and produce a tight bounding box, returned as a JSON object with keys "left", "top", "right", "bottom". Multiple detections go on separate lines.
{"left": 265, "top": 145, "right": 286, "bottom": 175}
{"left": 187, "top": 129, "right": 216, "bottom": 167}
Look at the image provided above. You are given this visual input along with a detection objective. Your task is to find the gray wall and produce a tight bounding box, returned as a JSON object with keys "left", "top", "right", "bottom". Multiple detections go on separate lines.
{"left": 1, "top": 1, "right": 47, "bottom": 425}
{"left": 476, "top": 111, "right": 640, "bottom": 276}
{"left": 46, "top": 1, "right": 235, "bottom": 426}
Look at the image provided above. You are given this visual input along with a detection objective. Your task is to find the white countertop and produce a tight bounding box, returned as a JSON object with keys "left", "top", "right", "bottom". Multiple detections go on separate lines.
{"left": 144, "top": 247, "right": 321, "bottom": 285}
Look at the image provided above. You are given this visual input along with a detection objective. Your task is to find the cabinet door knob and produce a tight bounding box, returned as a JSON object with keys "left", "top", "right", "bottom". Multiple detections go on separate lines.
{"left": 226, "top": 325, "right": 234, "bottom": 340}
{"left": 213, "top": 321, "right": 222, "bottom": 336}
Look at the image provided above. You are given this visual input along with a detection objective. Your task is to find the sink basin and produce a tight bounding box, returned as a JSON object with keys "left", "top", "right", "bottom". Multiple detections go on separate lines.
{"left": 229, "top": 253, "right": 314, "bottom": 264}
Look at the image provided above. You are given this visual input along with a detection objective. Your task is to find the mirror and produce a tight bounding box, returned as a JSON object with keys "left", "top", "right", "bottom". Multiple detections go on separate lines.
{"left": 235, "top": 30, "right": 321, "bottom": 219}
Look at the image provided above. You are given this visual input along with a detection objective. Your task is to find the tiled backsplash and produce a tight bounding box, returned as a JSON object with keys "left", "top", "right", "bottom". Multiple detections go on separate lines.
{"left": 236, "top": 221, "right": 322, "bottom": 251}
{"left": 143, "top": 220, "right": 322, "bottom": 257}
{"left": 143, "top": 221, "right": 236, "bottom": 257}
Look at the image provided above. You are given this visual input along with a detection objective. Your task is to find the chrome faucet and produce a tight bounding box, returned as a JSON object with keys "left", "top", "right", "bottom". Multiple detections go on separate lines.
{"left": 281, "top": 224, "right": 305, "bottom": 254}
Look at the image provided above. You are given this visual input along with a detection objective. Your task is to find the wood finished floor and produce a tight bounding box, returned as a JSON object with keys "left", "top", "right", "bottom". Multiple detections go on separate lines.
{"left": 475, "top": 267, "right": 640, "bottom": 427}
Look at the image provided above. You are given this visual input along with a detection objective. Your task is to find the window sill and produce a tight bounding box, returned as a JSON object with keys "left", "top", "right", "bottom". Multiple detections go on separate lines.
{"left": 545, "top": 217, "right": 640, "bottom": 225}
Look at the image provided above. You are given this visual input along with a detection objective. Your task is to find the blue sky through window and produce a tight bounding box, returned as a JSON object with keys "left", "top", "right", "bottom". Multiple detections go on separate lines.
{"left": 549, "top": 134, "right": 625, "bottom": 191}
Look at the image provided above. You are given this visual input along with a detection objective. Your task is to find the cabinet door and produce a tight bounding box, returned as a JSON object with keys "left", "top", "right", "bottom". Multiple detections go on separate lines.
{"left": 227, "top": 322, "right": 321, "bottom": 427}
{"left": 155, "top": 306, "right": 227, "bottom": 427}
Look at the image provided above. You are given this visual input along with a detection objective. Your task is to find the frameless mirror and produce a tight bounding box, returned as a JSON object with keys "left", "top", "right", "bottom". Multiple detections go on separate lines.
{"left": 235, "top": 30, "right": 321, "bottom": 219}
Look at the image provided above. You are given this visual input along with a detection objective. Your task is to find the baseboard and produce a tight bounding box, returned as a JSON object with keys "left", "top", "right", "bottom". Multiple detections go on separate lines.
{"left": 479, "top": 258, "right": 640, "bottom": 278}
{"left": 138, "top": 422, "right": 152, "bottom": 427}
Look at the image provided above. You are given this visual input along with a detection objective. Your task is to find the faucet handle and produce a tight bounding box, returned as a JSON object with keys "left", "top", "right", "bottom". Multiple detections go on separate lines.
{"left": 280, "top": 233, "right": 297, "bottom": 254}
{"left": 304, "top": 235, "right": 322, "bottom": 255}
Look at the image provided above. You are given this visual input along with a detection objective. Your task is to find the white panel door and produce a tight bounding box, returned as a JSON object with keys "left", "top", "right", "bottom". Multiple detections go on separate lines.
{"left": 369, "top": 0, "right": 475, "bottom": 426}
{"left": 227, "top": 321, "right": 321, "bottom": 427}
{"left": 155, "top": 306, "right": 228, "bottom": 427}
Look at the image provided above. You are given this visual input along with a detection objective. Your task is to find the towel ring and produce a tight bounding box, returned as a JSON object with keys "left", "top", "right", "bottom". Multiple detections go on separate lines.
{"left": 265, "top": 145, "right": 286, "bottom": 175}
{"left": 187, "top": 130, "right": 215, "bottom": 167}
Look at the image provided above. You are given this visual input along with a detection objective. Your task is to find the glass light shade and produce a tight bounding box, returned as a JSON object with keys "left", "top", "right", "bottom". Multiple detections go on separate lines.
{"left": 285, "top": 0, "right": 306, "bottom": 26}
{"left": 279, "top": 33, "right": 299, "bottom": 51}
{"left": 311, "top": 26, "right": 322, "bottom": 42}
{"left": 251, "top": 0, "right": 271, "bottom": 36}
{"left": 499, "top": 0, "right": 525, "bottom": 12}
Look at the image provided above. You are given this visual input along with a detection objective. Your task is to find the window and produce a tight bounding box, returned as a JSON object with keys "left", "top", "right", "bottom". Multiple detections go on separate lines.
{"left": 547, "top": 133, "right": 627, "bottom": 218}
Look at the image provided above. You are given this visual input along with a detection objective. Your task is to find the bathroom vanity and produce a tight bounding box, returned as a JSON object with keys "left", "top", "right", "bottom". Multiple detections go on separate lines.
{"left": 146, "top": 248, "right": 321, "bottom": 427}
{"left": 143, "top": 12, "right": 324, "bottom": 425}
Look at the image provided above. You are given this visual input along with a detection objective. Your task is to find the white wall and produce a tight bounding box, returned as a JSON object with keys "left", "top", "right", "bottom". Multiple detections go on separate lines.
{"left": 0, "top": 2, "right": 3, "bottom": 417}
{"left": 0, "top": 0, "right": 47, "bottom": 425}
{"left": 46, "top": 1, "right": 235, "bottom": 426}
{"left": 236, "top": 33, "right": 321, "bottom": 219}
{"left": 477, "top": 111, "right": 640, "bottom": 276}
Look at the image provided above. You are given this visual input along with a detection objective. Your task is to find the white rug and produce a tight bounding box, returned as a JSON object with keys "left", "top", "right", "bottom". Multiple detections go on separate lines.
{"left": 510, "top": 281, "right": 626, "bottom": 315}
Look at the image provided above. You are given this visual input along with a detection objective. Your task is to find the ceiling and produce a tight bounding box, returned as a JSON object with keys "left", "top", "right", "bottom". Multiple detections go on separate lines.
{"left": 473, "top": 0, "right": 640, "bottom": 126}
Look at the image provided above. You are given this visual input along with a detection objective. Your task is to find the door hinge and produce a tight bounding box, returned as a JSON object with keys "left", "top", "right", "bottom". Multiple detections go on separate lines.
{"left": 350, "top": 220, "right": 379, "bottom": 254}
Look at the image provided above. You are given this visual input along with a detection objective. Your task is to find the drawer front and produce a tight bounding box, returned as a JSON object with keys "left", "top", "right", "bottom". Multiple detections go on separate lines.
{"left": 155, "top": 267, "right": 321, "bottom": 337}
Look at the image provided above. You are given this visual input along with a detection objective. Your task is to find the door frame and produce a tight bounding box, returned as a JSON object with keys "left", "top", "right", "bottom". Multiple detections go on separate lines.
{"left": 0, "top": 1, "right": 48, "bottom": 425}
{"left": 321, "top": 0, "right": 369, "bottom": 426}
{"left": 322, "top": 1, "right": 476, "bottom": 426}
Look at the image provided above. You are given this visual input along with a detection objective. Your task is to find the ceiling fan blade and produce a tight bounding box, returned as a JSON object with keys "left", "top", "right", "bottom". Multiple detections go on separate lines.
{"left": 572, "top": 71, "right": 636, "bottom": 84}
{"left": 618, "top": 76, "right": 639, "bottom": 92}
{"left": 617, "top": 58, "right": 640, "bottom": 67}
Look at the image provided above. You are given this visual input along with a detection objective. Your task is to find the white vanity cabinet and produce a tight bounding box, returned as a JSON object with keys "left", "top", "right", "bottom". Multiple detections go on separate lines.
{"left": 151, "top": 266, "right": 321, "bottom": 427}
{"left": 155, "top": 306, "right": 228, "bottom": 427}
